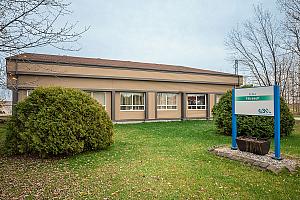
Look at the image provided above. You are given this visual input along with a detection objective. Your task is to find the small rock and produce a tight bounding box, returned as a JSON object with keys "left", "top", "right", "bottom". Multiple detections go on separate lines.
{"left": 267, "top": 165, "right": 282, "bottom": 174}
{"left": 259, "top": 162, "right": 269, "bottom": 168}
{"left": 253, "top": 161, "right": 268, "bottom": 168}
{"left": 285, "top": 164, "right": 297, "bottom": 172}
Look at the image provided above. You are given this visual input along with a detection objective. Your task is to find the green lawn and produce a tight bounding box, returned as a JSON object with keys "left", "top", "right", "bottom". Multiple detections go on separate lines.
{"left": 0, "top": 120, "right": 299, "bottom": 199}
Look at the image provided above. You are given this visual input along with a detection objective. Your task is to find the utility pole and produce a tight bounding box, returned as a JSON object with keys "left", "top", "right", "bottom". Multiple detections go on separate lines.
{"left": 234, "top": 60, "right": 240, "bottom": 86}
{"left": 274, "top": 57, "right": 277, "bottom": 86}
{"left": 234, "top": 60, "right": 238, "bottom": 76}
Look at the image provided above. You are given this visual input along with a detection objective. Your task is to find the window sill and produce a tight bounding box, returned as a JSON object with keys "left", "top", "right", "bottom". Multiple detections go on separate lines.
{"left": 157, "top": 109, "right": 178, "bottom": 111}
{"left": 120, "top": 110, "right": 145, "bottom": 112}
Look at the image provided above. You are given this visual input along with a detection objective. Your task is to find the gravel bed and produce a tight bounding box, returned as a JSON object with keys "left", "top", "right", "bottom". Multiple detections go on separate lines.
{"left": 210, "top": 146, "right": 300, "bottom": 174}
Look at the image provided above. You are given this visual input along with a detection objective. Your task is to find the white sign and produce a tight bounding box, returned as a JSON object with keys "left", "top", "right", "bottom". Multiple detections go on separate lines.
{"left": 235, "top": 86, "right": 274, "bottom": 116}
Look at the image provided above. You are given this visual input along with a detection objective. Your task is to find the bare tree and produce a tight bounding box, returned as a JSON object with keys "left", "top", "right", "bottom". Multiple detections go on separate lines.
{"left": 277, "top": 0, "right": 300, "bottom": 112}
{"left": 0, "top": 0, "right": 88, "bottom": 100}
{"left": 226, "top": 5, "right": 295, "bottom": 91}
{"left": 278, "top": 0, "right": 300, "bottom": 56}
{"left": 0, "top": 0, "right": 88, "bottom": 54}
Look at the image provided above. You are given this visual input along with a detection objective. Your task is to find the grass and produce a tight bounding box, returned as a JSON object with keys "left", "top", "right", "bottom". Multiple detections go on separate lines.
{"left": 0, "top": 120, "right": 299, "bottom": 199}
{"left": 280, "top": 121, "right": 300, "bottom": 156}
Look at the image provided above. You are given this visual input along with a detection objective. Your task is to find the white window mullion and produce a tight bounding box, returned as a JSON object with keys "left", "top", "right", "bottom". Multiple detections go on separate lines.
{"left": 120, "top": 92, "right": 144, "bottom": 111}
{"left": 157, "top": 93, "right": 178, "bottom": 110}
{"left": 26, "top": 90, "right": 33, "bottom": 96}
{"left": 165, "top": 95, "right": 168, "bottom": 109}
{"left": 131, "top": 94, "right": 133, "bottom": 110}
{"left": 188, "top": 94, "right": 206, "bottom": 110}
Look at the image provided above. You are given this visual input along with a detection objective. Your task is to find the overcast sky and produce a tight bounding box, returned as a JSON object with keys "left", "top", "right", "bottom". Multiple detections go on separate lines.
{"left": 30, "top": 0, "right": 278, "bottom": 74}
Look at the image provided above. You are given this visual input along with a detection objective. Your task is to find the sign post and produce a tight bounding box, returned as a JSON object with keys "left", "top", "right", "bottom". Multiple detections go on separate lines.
{"left": 231, "top": 85, "right": 281, "bottom": 160}
{"left": 231, "top": 88, "right": 237, "bottom": 150}
{"left": 274, "top": 85, "right": 281, "bottom": 159}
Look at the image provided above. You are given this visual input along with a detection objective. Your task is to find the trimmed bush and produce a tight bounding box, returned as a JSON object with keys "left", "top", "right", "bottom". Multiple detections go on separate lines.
{"left": 212, "top": 89, "right": 295, "bottom": 138}
{"left": 6, "top": 87, "right": 113, "bottom": 157}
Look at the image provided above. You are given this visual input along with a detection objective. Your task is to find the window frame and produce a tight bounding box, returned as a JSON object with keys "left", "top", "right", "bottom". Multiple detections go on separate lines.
{"left": 157, "top": 93, "right": 178, "bottom": 110}
{"left": 187, "top": 94, "right": 207, "bottom": 110}
{"left": 26, "top": 90, "right": 33, "bottom": 96}
{"left": 120, "top": 92, "right": 145, "bottom": 111}
{"left": 85, "top": 91, "right": 106, "bottom": 109}
{"left": 215, "top": 94, "right": 223, "bottom": 104}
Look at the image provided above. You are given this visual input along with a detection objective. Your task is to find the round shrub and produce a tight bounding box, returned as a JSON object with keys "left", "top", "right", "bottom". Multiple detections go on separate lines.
{"left": 212, "top": 89, "right": 295, "bottom": 138}
{"left": 6, "top": 87, "right": 114, "bottom": 157}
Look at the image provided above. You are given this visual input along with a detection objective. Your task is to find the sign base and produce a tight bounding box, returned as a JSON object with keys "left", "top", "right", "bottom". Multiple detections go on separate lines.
{"left": 272, "top": 156, "right": 283, "bottom": 161}
{"left": 232, "top": 85, "right": 281, "bottom": 161}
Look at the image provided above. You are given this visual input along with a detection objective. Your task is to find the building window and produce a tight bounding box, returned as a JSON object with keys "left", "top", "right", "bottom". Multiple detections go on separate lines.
{"left": 187, "top": 94, "right": 206, "bottom": 110}
{"left": 215, "top": 94, "right": 223, "bottom": 104}
{"left": 157, "top": 93, "right": 178, "bottom": 110}
{"left": 27, "top": 90, "right": 33, "bottom": 96}
{"left": 85, "top": 91, "right": 106, "bottom": 108}
{"left": 120, "top": 92, "right": 144, "bottom": 111}
{"left": 92, "top": 92, "right": 106, "bottom": 108}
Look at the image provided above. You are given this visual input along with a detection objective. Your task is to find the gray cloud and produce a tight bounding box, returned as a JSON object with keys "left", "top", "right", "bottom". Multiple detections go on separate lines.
{"left": 30, "top": 0, "right": 278, "bottom": 73}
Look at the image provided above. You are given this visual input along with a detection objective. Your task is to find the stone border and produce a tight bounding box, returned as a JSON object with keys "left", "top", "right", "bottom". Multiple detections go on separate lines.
{"left": 209, "top": 146, "right": 300, "bottom": 174}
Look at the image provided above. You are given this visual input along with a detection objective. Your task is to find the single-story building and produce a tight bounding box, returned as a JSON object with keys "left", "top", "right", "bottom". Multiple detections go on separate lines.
{"left": 0, "top": 101, "right": 12, "bottom": 116}
{"left": 6, "top": 53, "right": 242, "bottom": 122}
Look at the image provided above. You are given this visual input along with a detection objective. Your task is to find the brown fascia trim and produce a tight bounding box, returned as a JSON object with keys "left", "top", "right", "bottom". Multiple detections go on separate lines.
{"left": 16, "top": 86, "right": 230, "bottom": 94}
{"left": 7, "top": 58, "right": 242, "bottom": 78}
{"left": 16, "top": 71, "right": 239, "bottom": 86}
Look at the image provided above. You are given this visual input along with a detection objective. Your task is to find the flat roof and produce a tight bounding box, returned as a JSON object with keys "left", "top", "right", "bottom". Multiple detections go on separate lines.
{"left": 7, "top": 53, "right": 239, "bottom": 77}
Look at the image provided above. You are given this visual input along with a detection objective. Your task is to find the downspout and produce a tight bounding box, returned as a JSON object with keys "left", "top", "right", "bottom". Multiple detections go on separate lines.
{"left": 206, "top": 94, "right": 210, "bottom": 120}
